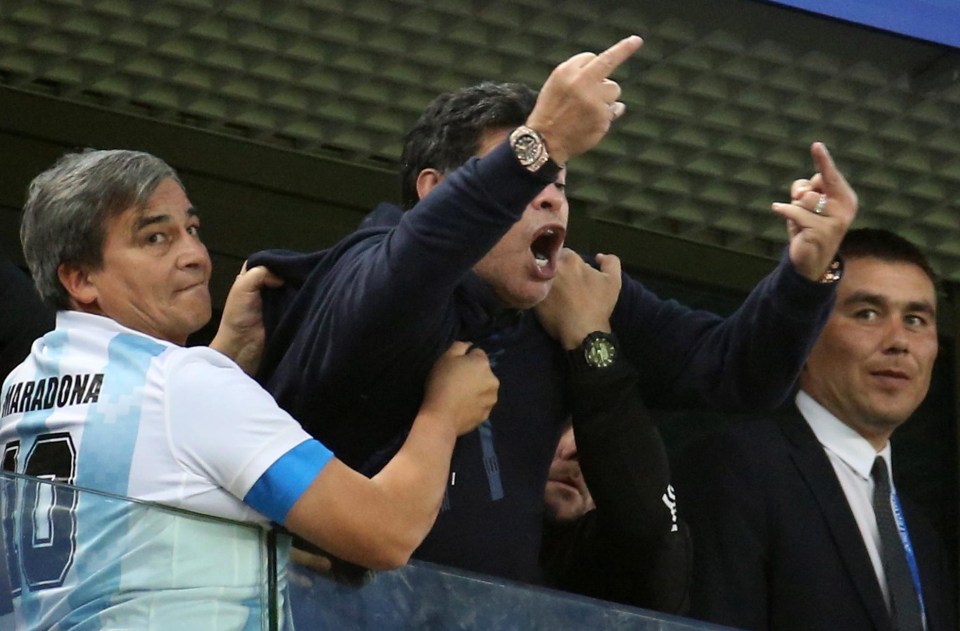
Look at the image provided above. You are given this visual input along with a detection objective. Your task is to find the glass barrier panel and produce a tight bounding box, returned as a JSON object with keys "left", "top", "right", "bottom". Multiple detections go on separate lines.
{"left": 288, "top": 559, "right": 737, "bottom": 630}
{"left": 0, "top": 471, "right": 282, "bottom": 631}
{"left": 0, "top": 471, "right": 737, "bottom": 630}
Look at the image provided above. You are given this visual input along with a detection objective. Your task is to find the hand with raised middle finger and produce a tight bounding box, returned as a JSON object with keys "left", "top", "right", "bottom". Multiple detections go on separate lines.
{"left": 770, "top": 142, "right": 858, "bottom": 281}
{"left": 526, "top": 35, "right": 643, "bottom": 165}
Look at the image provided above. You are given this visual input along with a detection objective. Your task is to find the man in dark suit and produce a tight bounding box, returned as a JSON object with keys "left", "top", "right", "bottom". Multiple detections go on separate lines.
{"left": 676, "top": 228, "right": 957, "bottom": 631}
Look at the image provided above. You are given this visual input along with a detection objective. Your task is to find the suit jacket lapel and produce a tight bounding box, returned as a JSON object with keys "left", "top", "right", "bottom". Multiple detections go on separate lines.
{"left": 779, "top": 407, "right": 893, "bottom": 631}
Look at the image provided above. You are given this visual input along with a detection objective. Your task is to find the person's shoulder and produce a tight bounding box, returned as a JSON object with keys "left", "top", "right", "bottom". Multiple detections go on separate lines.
{"left": 248, "top": 218, "right": 393, "bottom": 286}
{"left": 725, "top": 416, "right": 786, "bottom": 441}
{"left": 163, "top": 345, "right": 243, "bottom": 376}
{"left": 160, "top": 346, "right": 271, "bottom": 415}
{"left": 674, "top": 419, "right": 795, "bottom": 516}
{"left": 696, "top": 416, "right": 785, "bottom": 448}
{"left": 678, "top": 416, "right": 789, "bottom": 475}
{"left": 358, "top": 202, "right": 403, "bottom": 229}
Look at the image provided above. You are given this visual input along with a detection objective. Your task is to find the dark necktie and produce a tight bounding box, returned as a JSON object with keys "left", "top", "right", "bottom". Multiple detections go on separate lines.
{"left": 872, "top": 456, "right": 924, "bottom": 631}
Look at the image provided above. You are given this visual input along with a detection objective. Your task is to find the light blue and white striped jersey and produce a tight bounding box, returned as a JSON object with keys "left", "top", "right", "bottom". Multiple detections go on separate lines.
{"left": 0, "top": 311, "right": 333, "bottom": 630}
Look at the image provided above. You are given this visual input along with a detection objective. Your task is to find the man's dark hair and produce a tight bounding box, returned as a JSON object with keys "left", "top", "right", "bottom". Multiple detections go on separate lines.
{"left": 399, "top": 82, "right": 537, "bottom": 209}
{"left": 839, "top": 228, "right": 937, "bottom": 284}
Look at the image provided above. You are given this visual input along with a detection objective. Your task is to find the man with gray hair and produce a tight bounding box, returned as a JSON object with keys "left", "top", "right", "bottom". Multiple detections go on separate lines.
{"left": 1, "top": 148, "right": 499, "bottom": 629}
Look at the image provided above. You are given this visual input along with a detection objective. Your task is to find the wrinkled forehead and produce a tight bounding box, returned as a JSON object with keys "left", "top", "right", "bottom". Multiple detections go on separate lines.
{"left": 99, "top": 205, "right": 146, "bottom": 246}
{"left": 105, "top": 178, "right": 190, "bottom": 234}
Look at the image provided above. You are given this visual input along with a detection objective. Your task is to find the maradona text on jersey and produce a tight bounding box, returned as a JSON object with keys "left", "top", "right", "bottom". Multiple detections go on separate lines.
{"left": 1, "top": 373, "right": 104, "bottom": 417}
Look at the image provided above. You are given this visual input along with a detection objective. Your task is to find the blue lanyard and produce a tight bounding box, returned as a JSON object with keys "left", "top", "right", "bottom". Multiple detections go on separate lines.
{"left": 891, "top": 489, "right": 928, "bottom": 630}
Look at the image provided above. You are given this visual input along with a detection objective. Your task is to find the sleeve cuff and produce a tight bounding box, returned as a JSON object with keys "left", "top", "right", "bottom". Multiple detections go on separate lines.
{"left": 243, "top": 439, "right": 334, "bottom": 525}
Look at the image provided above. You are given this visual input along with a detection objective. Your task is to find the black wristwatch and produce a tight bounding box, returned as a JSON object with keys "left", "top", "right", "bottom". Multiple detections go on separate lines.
{"left": 567, "top": 331, "right": 619, "bottom": 372}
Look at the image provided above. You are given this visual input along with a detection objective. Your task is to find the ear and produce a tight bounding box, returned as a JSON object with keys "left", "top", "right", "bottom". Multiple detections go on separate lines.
{"left": 415, "top": 168, "right": 444, "bottom": 202}
{"left": 57, "top": 262, "right": 99, "bottom": 310}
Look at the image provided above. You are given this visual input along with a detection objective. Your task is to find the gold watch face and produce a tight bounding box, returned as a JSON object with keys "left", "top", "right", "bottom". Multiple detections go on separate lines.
{"left": 513, "top": 134, "right": 540, "bottom": 165}
{"left": 509, "top": 126, "right": 548, "bottom": 171}
{"left": 585, "top": 337, "right": 617, "bottom": 368}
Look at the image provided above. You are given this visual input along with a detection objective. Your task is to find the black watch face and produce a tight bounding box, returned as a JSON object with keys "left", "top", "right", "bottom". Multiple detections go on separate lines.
{"left": 585, "top": 337, "right": 617, "bottom": 368}
{"left": 514, "top": 133, "right": 540, "bottom": 165}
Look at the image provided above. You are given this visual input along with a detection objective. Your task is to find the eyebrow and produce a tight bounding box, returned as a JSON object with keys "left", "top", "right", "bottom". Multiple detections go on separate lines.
{"left": 133, "top": 206, "right": 199, "bottom": 232}
{"left": 906, "top": 300, "right": 937, "bottom": 317}
{"left": 843, "top": 290, "right": 936, "bottom": 316}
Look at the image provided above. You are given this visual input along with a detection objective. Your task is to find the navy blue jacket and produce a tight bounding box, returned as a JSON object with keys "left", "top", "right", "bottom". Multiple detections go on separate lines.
{"left": 250, "top": 138, "right": 836, "bottom": 583}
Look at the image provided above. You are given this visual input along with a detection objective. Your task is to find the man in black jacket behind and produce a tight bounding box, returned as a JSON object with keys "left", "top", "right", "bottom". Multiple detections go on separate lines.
{"left": 537, "top": 249, "right": 690, "bottom": 613}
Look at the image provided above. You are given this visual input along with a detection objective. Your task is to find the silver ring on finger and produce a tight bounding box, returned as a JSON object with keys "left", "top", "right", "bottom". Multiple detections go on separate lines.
{"left": 812, "top": 193, "right": 827, "bottom": 216}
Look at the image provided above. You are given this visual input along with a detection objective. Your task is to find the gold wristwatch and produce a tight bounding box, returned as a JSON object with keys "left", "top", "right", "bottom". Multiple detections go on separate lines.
{"left": 509, "top": 125, "right": 555, "bottom": 173}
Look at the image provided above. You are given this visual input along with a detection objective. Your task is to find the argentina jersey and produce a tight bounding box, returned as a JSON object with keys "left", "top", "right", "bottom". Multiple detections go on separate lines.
{"left": 0, "top": 311, "right": 327, "bottom": 630}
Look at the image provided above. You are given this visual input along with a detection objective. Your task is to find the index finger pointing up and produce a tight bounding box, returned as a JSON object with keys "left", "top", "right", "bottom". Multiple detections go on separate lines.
{"left": 810, "top": 142, "right": 848, "bottom": 194}
{"left": 583, "top": 35, "right": 644, "bottom": 80}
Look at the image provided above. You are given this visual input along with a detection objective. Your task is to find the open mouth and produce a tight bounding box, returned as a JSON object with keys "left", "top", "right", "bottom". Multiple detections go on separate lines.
{"left": 530, "top": 226, "right": 565, "bottom": 269}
